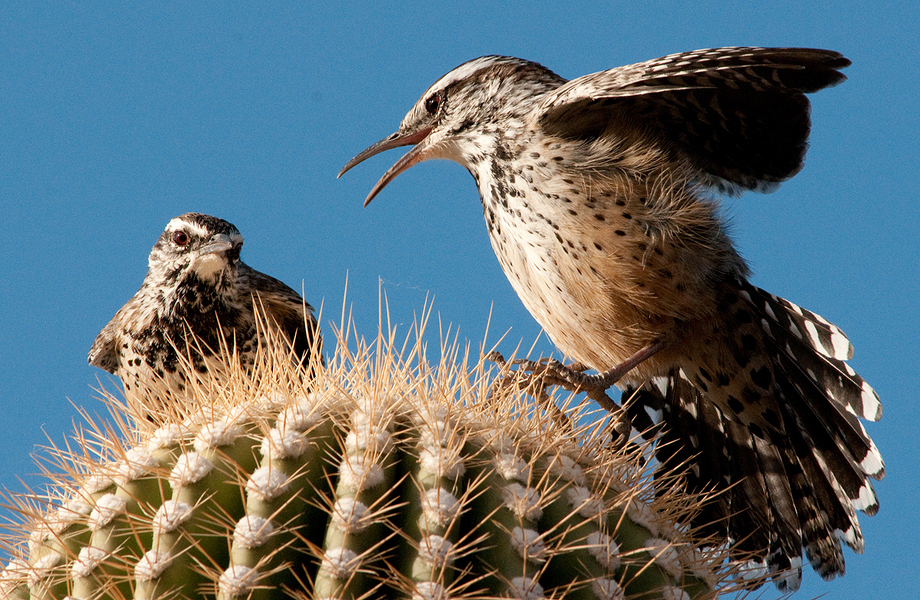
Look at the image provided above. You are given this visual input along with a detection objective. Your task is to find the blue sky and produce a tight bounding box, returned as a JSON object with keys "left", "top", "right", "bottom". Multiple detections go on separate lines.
{"left": 1, "top": 2, "right": 917, "bottom": 597}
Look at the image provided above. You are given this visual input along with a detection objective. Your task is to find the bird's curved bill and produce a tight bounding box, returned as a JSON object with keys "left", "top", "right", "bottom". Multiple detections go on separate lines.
{"left": 199, "top": 233, "right": 235, "bottom": 255}
{"left": 338, "top": 128, "right": 433, "bottom": 207}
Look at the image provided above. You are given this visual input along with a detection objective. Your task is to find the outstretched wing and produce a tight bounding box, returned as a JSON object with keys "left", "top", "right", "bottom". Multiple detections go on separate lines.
{"left": 538, "top": 47, "right": 850, "bottom": 193}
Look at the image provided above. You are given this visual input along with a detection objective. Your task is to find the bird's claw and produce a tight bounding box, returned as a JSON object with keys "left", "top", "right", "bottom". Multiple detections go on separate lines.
{"left": 486, "top": 352, "right": 631, "bottom": 449}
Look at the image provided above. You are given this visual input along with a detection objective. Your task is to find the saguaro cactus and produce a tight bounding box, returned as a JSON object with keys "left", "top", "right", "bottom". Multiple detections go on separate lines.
{"left": 0, "top": 312, "right": 743, "bottom": 599}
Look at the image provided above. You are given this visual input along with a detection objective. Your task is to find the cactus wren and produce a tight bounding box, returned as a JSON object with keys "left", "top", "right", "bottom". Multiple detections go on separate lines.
{"left": 339, "top": 48, "right": 884, "bottom": 589}
{"left": 89, "top": 213, "right": 321, "bottom": 417}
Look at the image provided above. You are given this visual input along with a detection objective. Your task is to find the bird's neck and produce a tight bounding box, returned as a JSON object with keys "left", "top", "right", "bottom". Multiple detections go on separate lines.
{"left": 145, "top": 267, "right": 237, "bottom": 322}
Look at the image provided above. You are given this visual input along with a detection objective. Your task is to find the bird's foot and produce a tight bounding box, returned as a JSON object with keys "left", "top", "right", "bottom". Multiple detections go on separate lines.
{"left": 486, "top": 352, "right": 632, "bottom": 449}
{"left": 485, "top": 352, "right": 576, "bottom": 430}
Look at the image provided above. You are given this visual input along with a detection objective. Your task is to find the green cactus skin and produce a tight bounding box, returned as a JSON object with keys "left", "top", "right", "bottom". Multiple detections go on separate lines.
{"left": 0, "top": 315, "right": 737, "bottom": 600}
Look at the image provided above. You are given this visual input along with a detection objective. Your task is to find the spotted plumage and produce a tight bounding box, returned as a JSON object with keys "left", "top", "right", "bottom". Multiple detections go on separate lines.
{"left": 339, "top": 48, "right": 884, "bottom": 589}
{"left": 89, "top": 213, "right": 321, "bottom": 417}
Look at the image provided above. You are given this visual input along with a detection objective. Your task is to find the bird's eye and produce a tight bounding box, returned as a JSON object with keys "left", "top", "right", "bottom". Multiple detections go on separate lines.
{"left": 424, "top": 92, "right": 442, "bottom": 115}
{"left": 172, "top": 231, "right": 190, "bottom": 246}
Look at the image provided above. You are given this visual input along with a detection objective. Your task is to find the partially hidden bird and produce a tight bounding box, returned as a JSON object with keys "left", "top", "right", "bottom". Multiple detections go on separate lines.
{"left": 338, "top": 47, "right": 884, "bottom": 589}
{"left": 89, "top": 213, "right": 321, "bottom": 418}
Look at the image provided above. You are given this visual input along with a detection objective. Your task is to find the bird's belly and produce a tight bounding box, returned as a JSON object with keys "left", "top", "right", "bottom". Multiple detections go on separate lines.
{"left": 116, "top": 339, "right": 193, "bottom": 391}
{"left": 485, "top": 215, "right": 658, "bottom": 376}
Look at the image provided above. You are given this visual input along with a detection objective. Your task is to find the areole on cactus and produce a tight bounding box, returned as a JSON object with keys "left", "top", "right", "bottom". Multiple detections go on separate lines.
{"left": 0, "top": 300, "right": 754, "bottom": 600}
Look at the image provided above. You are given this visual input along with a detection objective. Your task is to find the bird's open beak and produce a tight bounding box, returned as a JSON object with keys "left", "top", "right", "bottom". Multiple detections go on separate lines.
{"left": 199, "top": 233, "right": 235, "bottom": 256}
{"left": 338, "top": 127, "right": 433, "bottom": 207}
